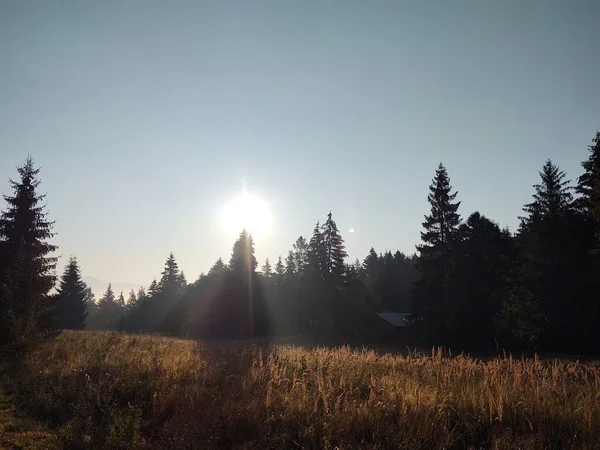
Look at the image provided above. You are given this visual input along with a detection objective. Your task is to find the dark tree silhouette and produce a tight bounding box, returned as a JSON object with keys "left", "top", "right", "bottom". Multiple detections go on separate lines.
{"left": 54, "top": 256, "right": 88, "bottom": 330}
{"left": 261, "top": 258, "right": 273, "bottom": 278}
{"left": 0, "top": 156, "right": 58, "bottom": 351}
{"left": 208, "top": 258, "right": 228, "bottom": 276}
{"left": 284, "top": 251, "right": 296, "bottom": 277}
{"left": 308, "top": 222, "right": 327, "bottom": 280}
{"left": 503, "top": 160, "right": 575, "bottom": 348}
{"left": 6, "top": 133, "right": 600, "bottom": 357}
{"left": 413, "top": 163, "right": 461, "bottom": 342}
{"left": 576, "top": 131, "right": 600, "bottom": 231}
{"left": 127, "top": 289, "right": 137, "bottom": 309}
{"left": 274, "top": 255, "right": 285, "bottom": 279}
{"left": 205, "top": 230, "right": 270, "bottom": 338}
{"left": 83, "top": 284, "right": 97, "bottom": 329}
{"left": 158, "top": 253, "right": 186, "bottom": 298}
{"left": 95, "top": 284, "right": 122, "bottom": 330}
{"left": 147, "top": 278, "right": 158, "bottom": 297}
{"left": 292, "top": 236, "right": 309, "bottom": 276}
{"left": 321, "top": 211, "right": 348, "bottom": 281}
{"left": 453, "top": 212, "right": 515, "bottom": 348}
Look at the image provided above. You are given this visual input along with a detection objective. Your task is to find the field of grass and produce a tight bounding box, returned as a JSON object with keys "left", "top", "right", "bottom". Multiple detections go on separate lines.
{"left": 1, "top": 331, "right": 599, "bottom": 449}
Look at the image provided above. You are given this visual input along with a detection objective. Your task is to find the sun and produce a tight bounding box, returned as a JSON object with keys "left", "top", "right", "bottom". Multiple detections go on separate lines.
{"left": 219, "top": 193, "right": 273, "bottom": 241}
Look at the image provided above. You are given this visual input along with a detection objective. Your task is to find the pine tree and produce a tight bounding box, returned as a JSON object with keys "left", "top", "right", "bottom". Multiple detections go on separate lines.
{"left": 208, "top": 258, "right": 228, "bottom": 276}
{"left": 158, "top": 253, "right": 183, "bottom": 298}
{"left": 229, "top": 229, "right": 257, "bottom": 275}
{"left": 83, "top": 284, "right": 97, "bottom": 328}
{"left": 261, "top": 258, "right": 273, "bottom": 278}
{"left": 362, "top": 248, "right": 380, "bottom": 282}
{"left": 116, "top": 291, "right": 125, "bottom": 308}
{"left": 127, "top": 289, "right": 137, "bottom": 304}
{"left": 284, "top": 250, "right": 296, "bottom": 277}
{"left": 308, "top": 222, "right": 327, "bottom": 279}
{"left": 453, "top": 212, "right": 514, "bottom": 348}
{"left": 0, "top": 156, "right": 58, "bottom": 350}
{"left": 127, "top": 289, "right": 138, "bottom": 308}
{"left": 504, "top": 160, "right": 575, "bottom": 348}
{"left": 321, "top": 212, "right": 348, "bottom": 280}
{"left": 292, "top": 236, "right": 309, "bottom": 276}
{"left": 98, "top": 284, "right": 115, "bottom": 308}
{"left": 54, "top": 256, "right": 87, "bottom": 330}
{"left": 576, "top": 131, "right": 600, "bottom": 227}
{"left": 576, "top": 131, "right": 600, "bottom": 260}
{"left": 575, "top": 131, "right": 600, "bottom": 348}
{"left": 274, "top": 255, "right": 285, "bottom": 278}
{"left": 177, "top": 272, "right": 187, "bottom": 292}
{"left": 352, "top": 258, "right": 362, "bottom": 277}
{"left": 96, "top": 284, "right": 121, "bottom": 330}
{"left": 147, "top": 278, "right": 158, "bottom": 297}
{"left": 209, "top": 229, "right": 269, "bottom": 338}
{"left": 414, "top": 163, "right": 461, "bottom": 341}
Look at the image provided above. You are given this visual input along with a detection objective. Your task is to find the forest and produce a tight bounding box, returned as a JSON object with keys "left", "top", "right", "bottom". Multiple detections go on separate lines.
{"left": 1, "top": 130, "right": 599, "bottom": 356}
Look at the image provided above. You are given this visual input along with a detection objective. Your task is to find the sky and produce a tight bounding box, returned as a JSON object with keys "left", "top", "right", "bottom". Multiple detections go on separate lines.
{"left": 1, "top": 1, "right": 599, "bottom": 287}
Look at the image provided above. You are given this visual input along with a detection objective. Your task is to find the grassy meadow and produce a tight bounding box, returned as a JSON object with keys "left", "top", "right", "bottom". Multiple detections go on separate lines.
{"left": 0, "top": 331, "right": 599, "bottom": 449}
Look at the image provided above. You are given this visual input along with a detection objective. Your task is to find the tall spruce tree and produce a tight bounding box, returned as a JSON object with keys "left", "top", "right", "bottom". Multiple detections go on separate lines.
{"left": 261, "top": 258, "right": 273, "bottom": 278}
{"left": 321, "top": 211, "right": 348, "bottom": 280}
{"left": 158, "top": 253, "right": 185, "bottom": 299}
{"left": 126, "top": 289, "right": 138, "bottom": 312}
{"left": 574, "top": 131, "right": 600, "bottom": 348}
{"left": 95, "top": 283, "right": 121, "bottom": 330}
{"left": 576, "top": 131, "right": 600, "bottom": 232}
{"left": 116, "top": 291, "right": 126, "bottom": 308}
{"left": 504, "top": 160, "right": 575, "bottom": 348}
{"left": 308, "top": 222, "right": 327, "bottom": 280}
{"left": 54, "top": 256, "right": 87, "bottom": 330}
{"left": 274, "top": 255, "right": 285, "bottom": 278}
{"left": 292, "top": 236, "right": 309, "bottom": 276}
{"left": 284, "top": 250, "right": 296, "bottom": 277}
{"left": 413, "top": 163, "right": 461, "bottom": 341}
{"left": 147, "top": 278, "right": 158, "bottom": 297}
{"left": 0, "top": 156, "right": 58, "bottom": 350}
{"left": 229, "top": 229, "right": 258, "bottom": 275}
{"left": 209, "top": 229, "right": 268, "bottom": 338}
{"left": 362, "top": 248, "right": 380, "bottom": 282}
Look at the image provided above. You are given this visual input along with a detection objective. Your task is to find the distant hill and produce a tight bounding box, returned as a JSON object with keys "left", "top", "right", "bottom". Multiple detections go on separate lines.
{"left": 83, "top": 277, "right": 142, "bottom": 300}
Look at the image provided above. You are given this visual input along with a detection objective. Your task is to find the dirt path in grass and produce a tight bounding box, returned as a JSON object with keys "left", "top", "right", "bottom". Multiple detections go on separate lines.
{"left": 0, "top": 387, "right": 58, "bottom": 450}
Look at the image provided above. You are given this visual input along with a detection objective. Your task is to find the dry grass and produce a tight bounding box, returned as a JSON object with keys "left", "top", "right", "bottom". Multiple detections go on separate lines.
{"left": 3, "top": 331, "right": 600, "bottom": 449}
{"left": 0, "top": 386, "right": 59, "bottom": 449}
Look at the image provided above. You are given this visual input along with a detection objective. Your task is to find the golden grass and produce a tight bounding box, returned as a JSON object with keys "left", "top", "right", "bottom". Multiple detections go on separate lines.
{"left": 4, "top": 331, "right": 600, "bottom": 449}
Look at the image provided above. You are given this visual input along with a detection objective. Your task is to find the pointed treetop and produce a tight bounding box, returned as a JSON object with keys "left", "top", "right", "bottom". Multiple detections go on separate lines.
{"left": 417, "top": 162, "right": 461, "bottom": 254}
{"left": 321, "top": 210, "right": 348, "bottom": 279}
{"left": 261, "top": 258, "right": 273, "bottom": 277}
{"left": 209, "top": 257, "right": 228, "bottom": 276}
{"left": 99, "top": 283, "right": 116, "bottom": 304}
{"left": 229, "top": 229, "right": 258, "bottom": 275}
{"left": 521, "top": 159, "right": 572, "bottom": 228}
{"left": 274, "top": 255, "right": 285, "bottom": 276}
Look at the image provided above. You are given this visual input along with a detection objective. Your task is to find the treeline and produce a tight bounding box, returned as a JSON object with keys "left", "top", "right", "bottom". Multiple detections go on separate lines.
{"left": 1, "top": 130, "right": 599, "bottom": 355}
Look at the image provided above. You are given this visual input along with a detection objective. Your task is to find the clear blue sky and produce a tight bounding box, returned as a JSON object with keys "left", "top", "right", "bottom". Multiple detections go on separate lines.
{"left": 1, "top": 1, "right": 599, "bottom": 286}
